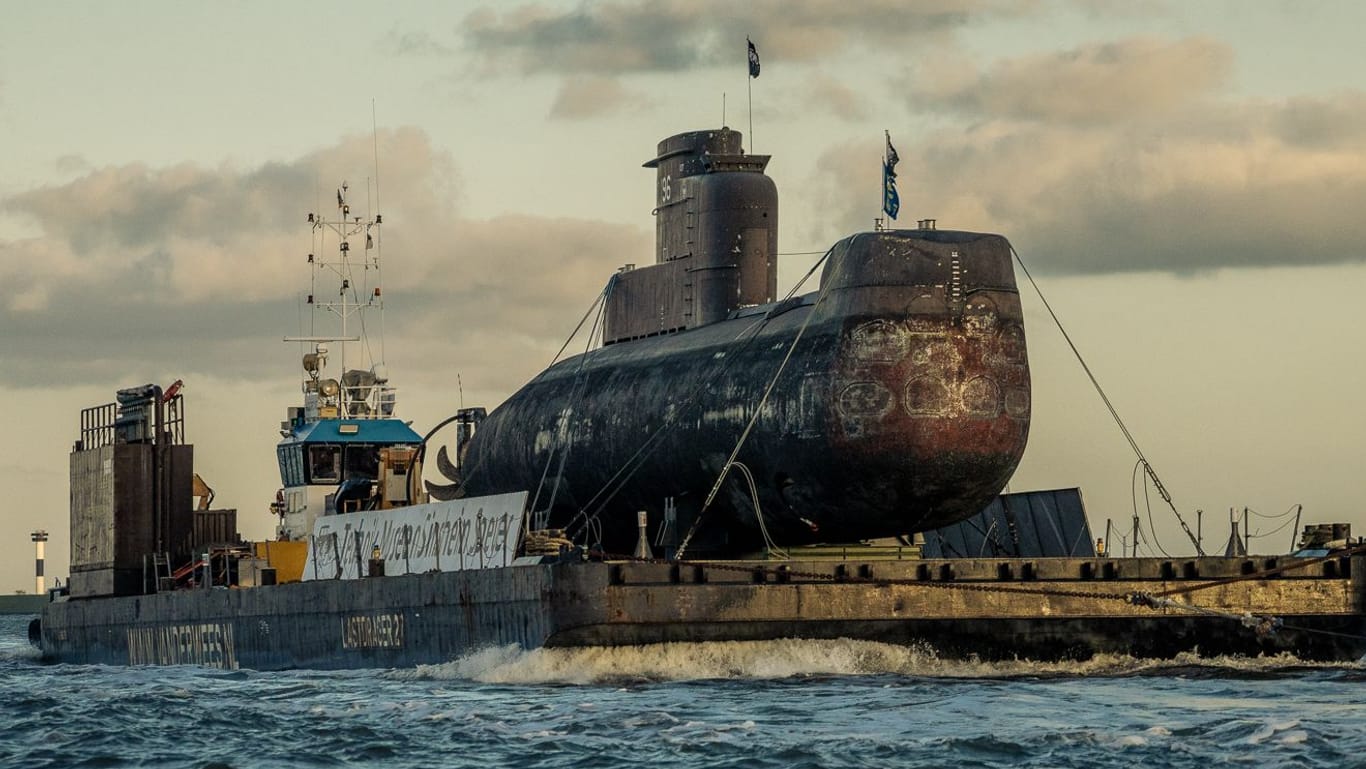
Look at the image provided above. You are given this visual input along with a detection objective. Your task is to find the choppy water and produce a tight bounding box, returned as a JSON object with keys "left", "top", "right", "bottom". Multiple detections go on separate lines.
{"left": 3, "top": 615, "right": 1364, "bottom": 769}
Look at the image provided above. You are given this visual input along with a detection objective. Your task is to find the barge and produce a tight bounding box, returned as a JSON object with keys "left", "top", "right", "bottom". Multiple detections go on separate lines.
{"left": 35, "top": 553, "right": 1366, "bottom": 669}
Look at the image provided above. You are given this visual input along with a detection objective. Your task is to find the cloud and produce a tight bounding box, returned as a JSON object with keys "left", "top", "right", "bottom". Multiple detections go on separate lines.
{"left": 1069, "top": 0, "right": 1169, "bottom": 20}
{"left": 0, "top": 130, "right": 651, "bottom": 390}
{"left": 548, "top": 76, "right": 651, "bottom": 120}
{"left": 806, "top": 93, "right": 1366, "bottom": 275}
{"left": 909, "top": 37, "right": 1232, "bottom": 124}
{"left": 53, "top": 154, "right": 91, "bottom": 176}
{"left": 397, "top": 214, "right": 650, "bottom": 395}
{"left": 381, "top": 28, "right": 455, "bottom": 57}
{"left": 799, "top": 74, "right": 870, "bottom": 121}
{"left": 1272, "top": 92, "right": 1366, "bottom": 150}
{"left": 459, "top": 0, "right": 1024, "bottom": 75}
{"left": 1, "top": 128, "right": 452, "bottom": 307}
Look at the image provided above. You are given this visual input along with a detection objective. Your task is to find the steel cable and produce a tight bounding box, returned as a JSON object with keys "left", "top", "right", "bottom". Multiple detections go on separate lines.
{"left": 1012, "top": 246, "right": 1204, "bottom": 555}
{"left": 567, "top": 244, "right": 838, "bottom": 546}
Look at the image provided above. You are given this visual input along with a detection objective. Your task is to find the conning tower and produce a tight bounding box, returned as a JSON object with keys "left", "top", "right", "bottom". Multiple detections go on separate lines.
{"left": 603, "top": 128, "right": 778, "bottom": 343}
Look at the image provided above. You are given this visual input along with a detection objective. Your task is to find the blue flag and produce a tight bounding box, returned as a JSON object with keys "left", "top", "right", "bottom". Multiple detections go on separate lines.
{"left": 883, "top": 160, "right": 900, "bottom": 220}
{"left": 883, "top": 132, "right": 900, "bottom": 219}
{"left": 748, "top": 38, "right": 760, "bottom": 78}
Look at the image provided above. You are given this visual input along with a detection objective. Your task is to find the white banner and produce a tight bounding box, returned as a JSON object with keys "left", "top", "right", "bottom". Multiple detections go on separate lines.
{"left": 302, "top": 492, "right": 528, "bottom": 581}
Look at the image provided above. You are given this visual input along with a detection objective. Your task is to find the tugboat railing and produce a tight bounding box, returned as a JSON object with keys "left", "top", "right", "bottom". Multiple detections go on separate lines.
{"left": 338, "top": 383, "right": 398, "bottom": 418}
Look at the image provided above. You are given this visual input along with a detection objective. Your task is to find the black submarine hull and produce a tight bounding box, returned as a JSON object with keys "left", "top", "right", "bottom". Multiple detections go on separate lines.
{"left": 462, "top": 229, "right": 1031, "bottom": 555}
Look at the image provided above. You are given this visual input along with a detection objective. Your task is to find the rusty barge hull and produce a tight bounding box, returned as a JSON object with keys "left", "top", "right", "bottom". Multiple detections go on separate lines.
{"left": 37, "top": 555, "right": 1366, "bottom": 669}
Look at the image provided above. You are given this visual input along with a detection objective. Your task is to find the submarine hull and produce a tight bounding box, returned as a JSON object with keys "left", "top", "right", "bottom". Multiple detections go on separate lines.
{"left": 462, "top": 230, "right": 1031, "bottom": 554}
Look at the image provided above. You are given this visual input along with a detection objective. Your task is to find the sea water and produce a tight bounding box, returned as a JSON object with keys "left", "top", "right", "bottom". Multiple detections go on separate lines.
{"left": 2, "top": 615, "right": 1364, "bottom": 769}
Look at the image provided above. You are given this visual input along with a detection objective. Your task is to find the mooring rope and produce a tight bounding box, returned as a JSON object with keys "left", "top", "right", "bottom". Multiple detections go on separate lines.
{"left": 674, "top": 243, "right": 844, "bottom": 559}
{"left": 454, "top": 280, "right": 615, "bottom": 497}
{"left": 1011, "top": 245, "right": 1204, "bottom": 556}
{"left": 536, "top": 274, "right": 617, "bottom": 525}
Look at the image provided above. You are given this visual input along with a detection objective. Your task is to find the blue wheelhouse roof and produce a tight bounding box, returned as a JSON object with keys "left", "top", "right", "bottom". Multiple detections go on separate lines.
{"left": 282, "top": 418, "right": 422, "bottom": 446}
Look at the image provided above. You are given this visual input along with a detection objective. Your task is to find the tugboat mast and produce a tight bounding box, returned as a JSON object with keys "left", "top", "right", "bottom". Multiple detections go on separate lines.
{"left": 287, "top": 180, "right": 393, "bottom": 420}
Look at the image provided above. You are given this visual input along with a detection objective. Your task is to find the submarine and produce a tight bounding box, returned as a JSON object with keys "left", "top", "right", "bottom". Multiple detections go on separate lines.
{"left": 456, "top": 128, "right": 1031, "bottom": 556}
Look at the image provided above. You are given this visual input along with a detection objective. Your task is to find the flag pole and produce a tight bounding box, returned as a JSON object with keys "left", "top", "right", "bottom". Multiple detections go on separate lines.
{"left": 879, "top": 131, "right": 885, "bottom": 228}
{"left": 878, "top": 130, "right": 887, "bottom": 230}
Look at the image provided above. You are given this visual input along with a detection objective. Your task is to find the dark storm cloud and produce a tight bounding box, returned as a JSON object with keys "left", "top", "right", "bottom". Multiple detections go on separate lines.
{"left": 458, "top": 0, "right": 1023, "bottom": 75}
{"left": 0, "top": 131, "right": 651, "bottom": 390}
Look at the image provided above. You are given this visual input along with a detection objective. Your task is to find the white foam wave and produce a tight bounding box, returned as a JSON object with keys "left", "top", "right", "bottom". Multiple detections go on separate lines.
{"left": 0, "top": 645, "right": 43, "bottom": 663}
{"left": 393, "top": 639, "right": 1362, "bottom": 685}
{"left": 1115, "top": 735, "right": 1148, "bottom": 747}
{"left": 1280, "top": 731, "right": 1309, "bottom": 745}
{"left": 1248, "top": 719, "right": 1303, "bottom": 745}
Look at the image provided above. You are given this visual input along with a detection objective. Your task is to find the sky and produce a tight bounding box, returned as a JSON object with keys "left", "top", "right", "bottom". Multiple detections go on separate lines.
{"left": 3, "top": 0, "right": 1366, "bottom": 592}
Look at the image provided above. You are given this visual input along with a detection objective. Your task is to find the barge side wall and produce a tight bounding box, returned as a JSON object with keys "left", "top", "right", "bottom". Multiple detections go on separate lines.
{"left": 37, "top": 556, "right": 1366, "bottom": 669}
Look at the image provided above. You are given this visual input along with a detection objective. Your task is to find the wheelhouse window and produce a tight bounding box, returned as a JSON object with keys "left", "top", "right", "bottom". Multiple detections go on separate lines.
{"left": 308, "top": 445, "right": 342, "bottom": 483}
{"left": 344, "top": 444, "right": 380, "bottom": 479}
{"left": 276, "top": 446, "right": 307, "bottom": 487}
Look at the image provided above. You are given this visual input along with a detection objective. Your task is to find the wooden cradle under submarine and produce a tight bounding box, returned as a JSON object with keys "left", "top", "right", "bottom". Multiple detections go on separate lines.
{"left": 453, "top": 128, "right": 1031, "bottom": 556}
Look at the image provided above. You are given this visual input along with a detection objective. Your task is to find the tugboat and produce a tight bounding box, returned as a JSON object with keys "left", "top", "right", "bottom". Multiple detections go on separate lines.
{"left": 271, "top": 181, "right": 422, "bottom": 543}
